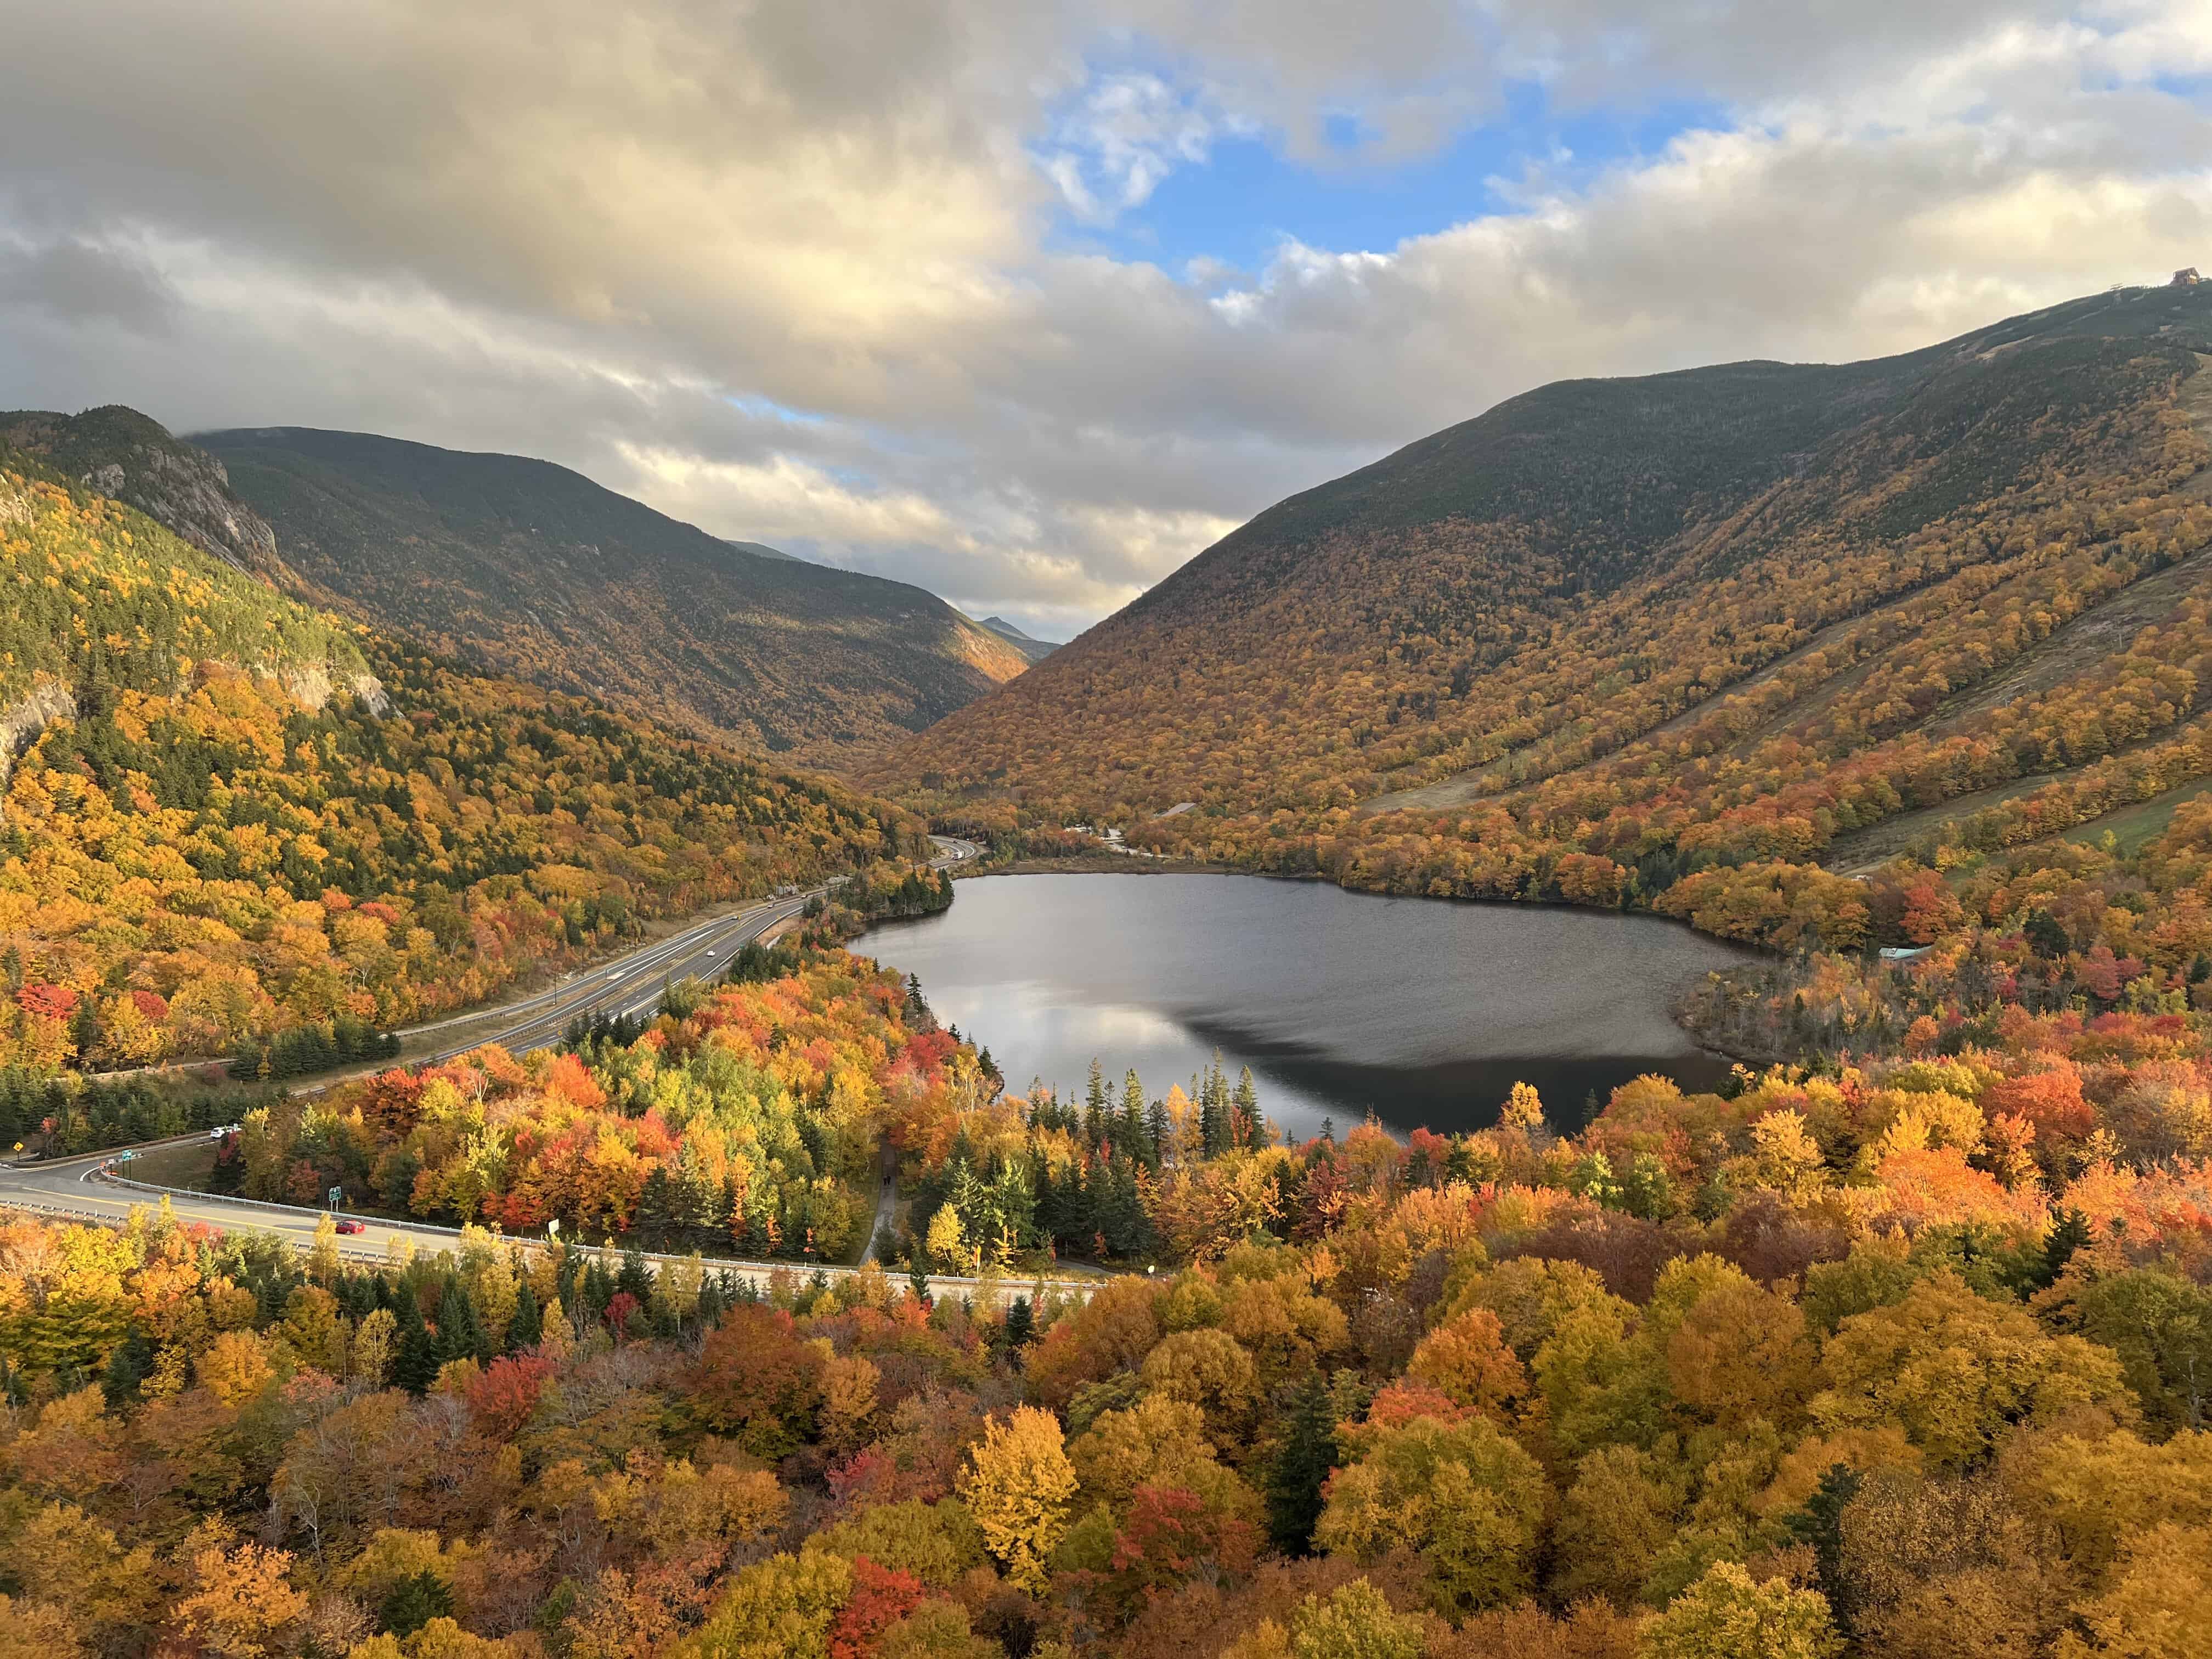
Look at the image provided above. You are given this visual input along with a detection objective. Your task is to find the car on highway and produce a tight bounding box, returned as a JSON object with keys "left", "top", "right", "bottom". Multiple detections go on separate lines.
{"left": 331, "top": 1217, "right": 366, "bottom": 1234}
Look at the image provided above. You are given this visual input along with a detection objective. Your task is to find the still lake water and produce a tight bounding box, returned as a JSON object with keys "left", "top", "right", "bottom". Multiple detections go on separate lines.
{"left": 855, "top": 873, "right": 1758, "bottom": 1140}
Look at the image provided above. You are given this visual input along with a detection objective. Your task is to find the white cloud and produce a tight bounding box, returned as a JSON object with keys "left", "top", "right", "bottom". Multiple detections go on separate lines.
{"left": 1, "top": 1, "right": 2207, "bottom": 630}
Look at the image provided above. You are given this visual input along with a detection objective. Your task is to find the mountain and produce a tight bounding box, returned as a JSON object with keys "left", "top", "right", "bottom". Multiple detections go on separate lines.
{"left": 0, "top": 405, "right": 291, "bottom": 583}
{"left": 970, "top": 613, "right": 1060, "bottom": 664}
{"left": 0, "top": 439, "right": 927, "bottom": 1073}
{"left": 189, "top": 426, "right": 1032, "bottom": 764}
{"left": 878, "top": 282, "right": 2212, "bottom": 950}
{"left": 726, "top": 537, "right": 807, "bottom": 563}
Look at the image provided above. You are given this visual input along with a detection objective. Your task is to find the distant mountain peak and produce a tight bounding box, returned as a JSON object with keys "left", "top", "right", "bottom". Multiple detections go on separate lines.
{"left": 967, "top": 612, "right": 1059, "bottom": 664}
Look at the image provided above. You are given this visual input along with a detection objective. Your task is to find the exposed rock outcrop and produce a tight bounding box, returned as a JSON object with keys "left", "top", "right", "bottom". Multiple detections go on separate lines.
{"left": 0, "top": 678, "right": 78, "bottom": 806}
{"left": 0, "top": 406, "right": 293, "bottom": 584}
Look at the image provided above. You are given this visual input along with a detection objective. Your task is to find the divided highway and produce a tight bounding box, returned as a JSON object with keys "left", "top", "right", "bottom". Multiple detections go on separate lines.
{"left": 0, "top": 836, "right": 1078, "bottom": 1301}
{"left": 412, "top": 832, "right": 980, "bottom": 1064}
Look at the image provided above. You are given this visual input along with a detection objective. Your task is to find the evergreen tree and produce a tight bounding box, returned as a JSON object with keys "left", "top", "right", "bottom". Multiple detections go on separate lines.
{"left": 101, "top": 1330, "right": 153, "bottom": 1406}
{"left": 2025, "top": 907, "right": 2072, "bottom": 958}
{"left": 635, "top": 1167, "right": 675, "bottom": 1235}
{"left": 1144, "top": 1098, "right": 1170, "bottom": 1170}
{"left": 392, "top": 1284, "right": 439, "bottom": 1396}
{"left": 1266, "top": 1373, "right": 1341, "bottom": 1555}
{"left": 380, "top": 1571, "right": 455, "bottom": 1639}
{"left": 617, "top": 1246, "right": 653, "bottom": 1306}
{"left": 1118, "top": 1068, "right": 1148, "bottom": 1158}
{"left": 582, "top": 1254, "right": 617, "bottom": 1323}
{"left": 1003, "top": 1294, "right": 1035, "bottom": 1352}
{"left": 2025, "top": 1208, "right": 2094, "bottom": 1294}
{"left": 435, "top": 1273, "right": 488, "bottom": 1365}
{"left": 1234, "top": 1066, "right": 1264, "bottom": 1148}
{"left": 1085, "top": 1058, "right": 1108, "bottom": 1147}
{"left": 1782, "top": 1464, "right": 1864, "bottom": 1637}
{"left": 508, "top": 1277, "right": 543, "bottom": 1351}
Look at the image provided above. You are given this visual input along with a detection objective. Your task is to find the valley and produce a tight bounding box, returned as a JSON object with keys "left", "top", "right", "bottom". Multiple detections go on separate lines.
{"left": 15, "top": 281, "right": 2212, "bottom": 1659}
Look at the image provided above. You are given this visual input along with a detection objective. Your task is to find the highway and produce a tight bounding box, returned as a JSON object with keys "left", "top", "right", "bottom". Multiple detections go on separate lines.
{"left": 413, "top": 833, "right": 981, "bottom": 1065}
{"left": 0, "top": 835, "right": 1089, "bottom": 1303}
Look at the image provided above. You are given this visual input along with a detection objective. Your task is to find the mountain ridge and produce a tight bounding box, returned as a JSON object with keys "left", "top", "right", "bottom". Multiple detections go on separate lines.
{"left": 876, "top": 281, "right": 2212, "bottom": 952}
{"left": 193, "top": 424, "right": 1032, "bottom": 766}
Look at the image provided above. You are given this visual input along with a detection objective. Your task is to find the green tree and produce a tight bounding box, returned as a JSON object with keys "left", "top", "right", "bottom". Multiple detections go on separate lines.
{"left": 379, "top": 1570, "right": 454, "bottom": 1639}
{"left": 1638, "top": 1561, "right": 1842, "bottom": 1659}
{"left": 507, "top": 1277, "right": 543, "bottom": 1352}
{"left": 2068, "top": 1267, "right": 2212, "bottom": 1435}
{"left": 1315, "top": 1414, "right": 1548, "bottom": 1616}
{"left": 1265, "top": 1372, "right": 1341, "bottom": 1555}
{"left": 1288, "top": 1581, "right": 1424, "bottom": 1659}
{"left": 391, "top": 1284, "right": 439, "bottom": 1397}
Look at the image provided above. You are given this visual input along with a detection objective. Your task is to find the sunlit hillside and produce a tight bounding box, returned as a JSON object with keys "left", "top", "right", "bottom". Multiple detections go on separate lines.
{"left": 0, "top": 448, "right": 927, "bottom": 1072}
{"left": 879, "top": 285, "right": 2212, "bottom": 953}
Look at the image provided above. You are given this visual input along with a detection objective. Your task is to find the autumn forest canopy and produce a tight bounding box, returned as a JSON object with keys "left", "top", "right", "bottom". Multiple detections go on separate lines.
{"left": 17, "top": 283, "right": 2212, "bottom": 1658}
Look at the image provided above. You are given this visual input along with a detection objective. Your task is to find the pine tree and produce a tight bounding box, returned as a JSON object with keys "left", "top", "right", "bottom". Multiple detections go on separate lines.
{"left": 617, "top": 1246, "right": 653, "bottom": 1306}
{"left": 635, "top": 1167, "right": 675, "bottom": 1235}
{"left": 1782, "top": 1463, "right": 1864, "bottom": 1636}
{"left": 381, "top": 1571, "right": 455, "bottom": 1639}
{"left": 1266, "top": 1372, "right": 1341, "bottom": 1554}
{"left": 392, "top": 1284, "right": 438, "bottom": 1396}
{"left": 2032, "top": 1208, "right": 2094, "bottom": 1293}
{"left": 2025, "top": 907, "right": 2071, "bottom": 958}
{"left": 1234, "top": 1066, "right": 1264, "bottom": 1148}
{"left": 1085, "top": 1058, "right": 1108, "bottom": 1148}
{"left": 435, "top": 1273, "right": 488, "bottom": 1365}
{"left": 582, "top": 1254, "right": 617, "bottom": 1323}
{"left": 101, "top": 1331, "right": 153, "bottom": 1406}
{"left": 508, "top": 1277, "right": 543, "bottom": 1351}
{"left": 1119, "top": 1069, "right": 1148, "bottom": 1159}
{"left": 1003, "top": 1294, "right": 1035, "bottom": 1352}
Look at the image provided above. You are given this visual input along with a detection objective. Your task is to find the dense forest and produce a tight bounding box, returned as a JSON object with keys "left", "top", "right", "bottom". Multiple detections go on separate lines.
{"left": 0, "top": 448, "right": 929, "bottom": 1074}
{"left": 874, "top": 286, "right": 2212, "bottom": 960}
{"left": 10, "top": 929, "right": 2212, "bottom": 1655}
{"left": 18, "top": 284, "right": 2212, "bottom": 1658}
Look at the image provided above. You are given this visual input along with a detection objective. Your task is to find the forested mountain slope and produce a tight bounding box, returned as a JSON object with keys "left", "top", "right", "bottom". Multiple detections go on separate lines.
{"left": 0, "top": 446, "right": 927, "bottom": 1073}
{"left": 191, "top": 426, "right": 1031, "bottom": 765}
{"left": 879, "top": 284, "right": 2212, "bottom": 950}
{"left": 0, "top": 404, "right": 292, "bottom": 583}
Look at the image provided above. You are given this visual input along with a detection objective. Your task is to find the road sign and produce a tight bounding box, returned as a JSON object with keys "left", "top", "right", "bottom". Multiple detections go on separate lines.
{"left": 328, "top": 1186, "right": 343, "bottom": 1207}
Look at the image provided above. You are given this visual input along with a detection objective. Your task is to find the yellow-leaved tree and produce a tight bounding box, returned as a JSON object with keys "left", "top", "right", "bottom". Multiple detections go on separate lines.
{"left": 955, "top": 1405, "right": 1077, "bottom": 1592}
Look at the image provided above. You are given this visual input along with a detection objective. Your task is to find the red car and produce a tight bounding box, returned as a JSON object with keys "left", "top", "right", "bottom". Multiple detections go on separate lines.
{"left": 332, "top": 1218, "right": 366, "bottom": 1235}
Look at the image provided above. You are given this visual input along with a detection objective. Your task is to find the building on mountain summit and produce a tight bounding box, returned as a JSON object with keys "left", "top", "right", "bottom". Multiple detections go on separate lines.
{"left": 2176, "top": 267, "right": 2203, "bottom": 286}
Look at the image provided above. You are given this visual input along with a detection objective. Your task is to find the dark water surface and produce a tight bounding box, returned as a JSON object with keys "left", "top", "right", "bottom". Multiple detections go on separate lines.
{"left": 855, "top": 873, "right": 1757, "bottom": 1139}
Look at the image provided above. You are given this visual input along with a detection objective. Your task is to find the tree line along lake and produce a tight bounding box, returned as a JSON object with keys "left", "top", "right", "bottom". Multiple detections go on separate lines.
{"left": 856, "top": 871, "right": 1759, "bottom": 1141}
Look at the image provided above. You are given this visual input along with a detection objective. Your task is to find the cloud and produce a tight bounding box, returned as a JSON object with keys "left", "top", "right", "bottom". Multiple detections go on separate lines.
{"left": 0, "top": 236, "right": 176, "bottom": 333}
{"left": 1, "top": 1, "right": 2207, "bottom": 630}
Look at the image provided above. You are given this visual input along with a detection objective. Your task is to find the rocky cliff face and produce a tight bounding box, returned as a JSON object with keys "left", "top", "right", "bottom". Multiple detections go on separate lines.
{"left": 0, "top": 405, "right": 292, "bottom": 584}
{"left": 0, "top": 678, "right": 78, "bottom": 810}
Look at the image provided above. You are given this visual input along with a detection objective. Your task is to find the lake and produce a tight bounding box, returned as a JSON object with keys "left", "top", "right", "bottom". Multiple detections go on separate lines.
{"left": 855, "top": 872, "right": 1758, "bottom": 1140}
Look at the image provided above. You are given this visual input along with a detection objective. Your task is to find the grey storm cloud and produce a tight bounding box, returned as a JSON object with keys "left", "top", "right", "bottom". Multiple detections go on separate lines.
{"left": 1, "top": 0, "right": 2207, "bottom": 635}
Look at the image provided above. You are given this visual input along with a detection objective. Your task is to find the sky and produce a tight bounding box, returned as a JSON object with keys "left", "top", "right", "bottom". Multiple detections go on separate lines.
{"left": 3, "top": 3, "right": 2210, "bottom": 641}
